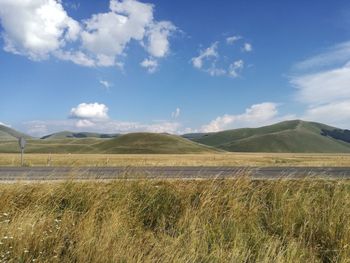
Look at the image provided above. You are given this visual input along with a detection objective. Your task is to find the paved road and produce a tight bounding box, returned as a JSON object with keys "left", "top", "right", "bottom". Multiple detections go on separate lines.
{"left": 1, "top": 167, "right": 350, "bottom": 181}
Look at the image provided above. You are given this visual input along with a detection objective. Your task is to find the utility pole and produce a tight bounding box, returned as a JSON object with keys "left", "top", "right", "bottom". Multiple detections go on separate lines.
{"left": 18, "top": 137, "right": 26, "bottom": 167}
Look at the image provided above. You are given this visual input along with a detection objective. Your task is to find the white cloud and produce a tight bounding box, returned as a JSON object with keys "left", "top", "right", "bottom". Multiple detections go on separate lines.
{"left": 76, "top": 119, "right": 95, "bottom": 128}
{"left": 293, "top": 41, "right": 350, "bottom": 72}
{"left": 171, "top": 108, "right": 180, "bottom": 119}
{"left": 0, "top": 0, "right": 176, "bottom": 70}
{"left": 290, "top": 41, "right": 350, "bottom": 128}
{"left": 70, "top": 103, "right": 109, "bottom": 120}
{"left": 140, "top": 57, "right": 158, "bottom": 73}
{"left": 99, "top": 80, "right": 112, "bottom": 90}
{"left": 201, "top": 102, "right": 292, "bottom": 132}
{"left": 192, "top": 41, "right": 249, "bottom": 77}
{"left": 242, "top": 43, "right": 252, "bottom": 52}
{"left": 54, "top": 50, "right": 96, "bottom": 67}
{"left": 145, "top": 21, "right": 176, "bottom": 58}
{"left": 292, "top": 64, "right": 350, "bottom": 105}
{"left": 0, "top": 0, "right": 80, "bottom": 60}
{"left": 228, "top": 59, "right": 244, "bottom": 78}
{"left": 302, "top": 100, "right": 350, "bottom": 128}
{"left": 226, "top": 35, "right": 242, "bottom": 45}
{"left": 191, "top": 42, "right": 219, "bottom": 69}
{"left": 22, "top": 119, "right": 182, "bottom": 136}
{"left": 0, "top": 122, "right": 11, "bottom": 127}
{"left": 205, "top": 66, "right": 226, "bottom": 76}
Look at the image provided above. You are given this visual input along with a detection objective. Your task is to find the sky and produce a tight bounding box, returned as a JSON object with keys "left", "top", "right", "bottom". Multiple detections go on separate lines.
{"left": 1, "top": 0, "right": 350, "bottom": 136}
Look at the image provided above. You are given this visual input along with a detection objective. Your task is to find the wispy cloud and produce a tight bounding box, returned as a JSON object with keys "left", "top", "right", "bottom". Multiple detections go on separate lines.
{"left": 293, "top": 41, "right": 350, "bottom": 72}
{"left": 201, "top": 102, "right": 294, "bottom": 132}
{"left": 99, "top": 80, "right": 112, "bottom": 90}
{"left": 226, "top": 35, "right": 242, "bottom": 45}
{"left": 290, "top": 41, "right": 350, "bottom": 128}
{"left": 191, "top": 42, "right": 219, "bottom": 69}
{"left": 171, "top": 108, "right": 181, "bottom": 119}
{"left": 140, "top": 58, "right": 159, "bottom": 73}
{"left": 191, "top": 41, "right": 247, "bottom": 78}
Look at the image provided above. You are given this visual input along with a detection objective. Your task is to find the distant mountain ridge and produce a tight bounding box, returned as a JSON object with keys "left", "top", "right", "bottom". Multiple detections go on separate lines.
{"left": 183, "top": 120, "right": 350, "bottom": 153}
{"left": 41, "top": 131, "right": 119, "bottom": 140}
{"left": 3, "top": 120, "right": 350, "bottom": 153}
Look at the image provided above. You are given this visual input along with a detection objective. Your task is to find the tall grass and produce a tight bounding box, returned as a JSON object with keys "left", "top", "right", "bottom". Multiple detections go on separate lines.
{"left": 2, "top": 153, "right": 350, "bottom": 167}
{"left": 0, "top": 178, "right": 350, "bottom": 262}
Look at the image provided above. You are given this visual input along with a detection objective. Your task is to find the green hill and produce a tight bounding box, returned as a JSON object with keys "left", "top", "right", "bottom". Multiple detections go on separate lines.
{"left": 0, "top": 125, "right": 32, "bottom": 141}
{"left": 184, "top": 120, "right": 350, "bottom": 153}
{"left": 4, "top": 120, "right": 350, "bottom": 153}
{"left": 95, "top": 133, "right": 218, "bottom": 154}
{"left": 0, "top": 131, "right": 217, "bottom": 154}
{"left": 41, "top": 131, "right": 118, "bottom": 139}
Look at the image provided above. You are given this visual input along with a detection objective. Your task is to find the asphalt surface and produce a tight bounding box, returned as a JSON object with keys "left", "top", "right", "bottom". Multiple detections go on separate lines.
{"left": 1, "top": 167, "right": 350, "bottom": 181}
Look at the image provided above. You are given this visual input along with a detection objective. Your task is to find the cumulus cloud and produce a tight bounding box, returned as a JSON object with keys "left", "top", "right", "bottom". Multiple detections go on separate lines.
{"left": 145, "top": 21, "right": 176, "bottom": 58}
{"left": 140, "top": 57, "right": 158, "bottom": 73}
{"left": 0, "top": 0, "right": 80, "bottom": 60}
{"left": 242, "top": 43, "right": 253, "bottom": 52}
{"left": 70, "top": 103, "right": 109, "bottom": 120}
{"left": 0, "top": 0, "right": 176, "bottom": 71}
{"left": 171, "top": 108, "right": 180, "bottom": 119}
{"left": 201, "top": 102, "right": 292, "bottom": 132}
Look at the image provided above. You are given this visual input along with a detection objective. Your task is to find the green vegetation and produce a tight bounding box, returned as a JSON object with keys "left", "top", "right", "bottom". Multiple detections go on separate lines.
{"left": 185, "top": 120, "right": 350, "bottom": 153}
{"left": 4, "top": 120, "right": 350, "bottom": 153}
{"left": 0, "top": 131, "right": 217, "bottom": 154}
{"left": 95, "top": 133, "right": 217, "bottom": 154}
{"left": 0, "top": 178, "right": 349, "bottom": 262}
{"left": 0, "top": 124, "right": 32, "bottom": 141}
{"left": 41, "top": 131, "right": 118, "bottom": 139}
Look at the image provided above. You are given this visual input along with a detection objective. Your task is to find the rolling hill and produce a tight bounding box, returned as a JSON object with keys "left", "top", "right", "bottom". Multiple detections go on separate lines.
{"left": 0, "top": 125, "right": 32, "bottom": 141}
{"left": 95, "top": 133, "right": 218, "bottom": 154}
{"left": 41, "top": 131, "right": 119, "bottom": 140}
{"left": 0, "top": 130, "right": 217, "bottom": 154}
{"left": 183, "top": 120, "right": 350, "bottom": 153}
{"left": 3, "top": 120, "right": 350, "bottom": 153}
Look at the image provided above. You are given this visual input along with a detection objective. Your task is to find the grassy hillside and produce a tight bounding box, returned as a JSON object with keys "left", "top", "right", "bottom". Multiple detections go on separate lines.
{"left": 95, "top": 133, "right": 218, "bottom": 154}
{"left": 0, "top": 125, "right": 32, "bottom": 141}
{"left": 41, "top": 131, "right": 118, "bottom": 139}
{"left": 185, "top": 120, "right": 350, "bottom": 153}
{"left": 0, "top": 133, "right": 217, "bottom": 154}
{"left": 4, "top": 120, "right": 350, "bottom": 153}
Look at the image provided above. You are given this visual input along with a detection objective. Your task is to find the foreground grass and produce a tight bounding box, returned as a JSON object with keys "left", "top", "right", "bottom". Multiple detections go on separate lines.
{"left": 2, "top": 153, "right": 350, "bottom": 167}
{"left": 0, "top": 178, "right": 350, "bottom": 262}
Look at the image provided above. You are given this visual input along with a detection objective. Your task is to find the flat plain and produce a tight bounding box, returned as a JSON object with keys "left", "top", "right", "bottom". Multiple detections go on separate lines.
{"left": 2, "top": 153, "right": 350, "bottom": 167}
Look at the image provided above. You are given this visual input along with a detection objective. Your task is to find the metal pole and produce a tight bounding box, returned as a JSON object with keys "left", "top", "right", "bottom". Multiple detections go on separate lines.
{"left": 21, "top": 149, "right": 23, "bottom": 167}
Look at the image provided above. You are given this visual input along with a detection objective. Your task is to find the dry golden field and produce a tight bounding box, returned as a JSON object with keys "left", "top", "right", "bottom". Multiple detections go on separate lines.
{"left": 0, "top": 178, "right": 350, "bottom": 262}
{"left": 1, "top": 153, "right": 350, "bottom": 167}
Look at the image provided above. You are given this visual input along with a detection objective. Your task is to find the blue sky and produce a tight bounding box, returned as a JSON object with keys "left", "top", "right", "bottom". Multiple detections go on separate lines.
{"left": 1, "top": 0, "right": 350, "bottom": 136}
